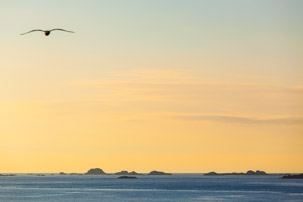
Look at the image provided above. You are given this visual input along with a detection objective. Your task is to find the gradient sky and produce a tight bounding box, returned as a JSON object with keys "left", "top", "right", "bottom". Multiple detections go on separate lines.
{"left": 0, "top": 0, "right": 302, "bottom": 173}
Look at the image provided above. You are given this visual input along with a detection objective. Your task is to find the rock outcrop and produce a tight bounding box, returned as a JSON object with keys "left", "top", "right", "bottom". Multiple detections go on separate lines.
{"left": 118, "top": 176, "right": 137, "bottom": 179}
{"left": 0, "top": 174, "right": 16, "bottom": 177}
{"left": 148, "top": 171, "right": 172, "bottom": 175}
{"left": 85, "top": 168, "right": 106, "bottom": 175}
{"left": 204, "top": 170, "right": 267, "bottom": 176}
{"left": 282, "top": 174, "right": 303, "bottom": 179}
{"left": 115, "top": 170, "right": 141, "bottom": 175}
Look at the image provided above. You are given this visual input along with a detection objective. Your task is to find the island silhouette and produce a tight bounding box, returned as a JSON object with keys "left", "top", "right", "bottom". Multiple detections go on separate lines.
{"left": 78, "top": 168, "right": 172, "bottom": 175}
{"left": 85, "top": 168, "right": 106, "bottom": 175}
{"left": 47, "top": 169, "right": 299, "bottom": 178}
{"left": 282, "top": 174, "right": 303, "bottom": 179}
{"left": 118, "top": 176, "right": 137, "bottom": 179}
{"left": 148, "top": 170, "right": 172, "bottom": 175}
{"left": 62, "top": 168, "right": 174, "bottom": 175}
{"left": 204, "top": 170, "right": 267, "bottom": 176}
{"left": 0, "top": 174, "right": 15, "bottom": 177}
{"left": 115, "top": 171, "right": 141, "bottom": 175}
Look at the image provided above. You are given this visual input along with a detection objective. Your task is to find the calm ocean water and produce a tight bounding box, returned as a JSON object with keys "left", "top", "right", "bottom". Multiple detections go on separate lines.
{"left": 0, "top": 174, "right": 302, "bottom": 201}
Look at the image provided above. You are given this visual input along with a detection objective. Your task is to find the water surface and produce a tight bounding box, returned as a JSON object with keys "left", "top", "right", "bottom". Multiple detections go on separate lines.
{"left": 0, "top": 174, "right": 302, "bottom": 201}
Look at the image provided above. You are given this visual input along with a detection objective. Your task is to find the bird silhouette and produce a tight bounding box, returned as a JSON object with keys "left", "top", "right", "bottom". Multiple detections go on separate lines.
{"left": 20, "top": 29, "right": 75, "bottom": 36}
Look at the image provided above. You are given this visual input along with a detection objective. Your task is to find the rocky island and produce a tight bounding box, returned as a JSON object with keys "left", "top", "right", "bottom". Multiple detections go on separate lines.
{"left": 0, "top": 174, "right": 16, "bottom": 177}
{"left": 85, "top": 168, "right": 106, "bottom": 175}
{"left": 148, "top": 170, "right": 172, "bottom": 175}
{"left": 115, "top": 171, "right": 141, "bottom": 175}
{"left": 204, "top": 170, "right": 267, "bottom": 176}
{"left": 118, "top": 176, "right": 137, "bottom": 179}
{"left": 282, "top": 174, "right": 303, "bottom": 179}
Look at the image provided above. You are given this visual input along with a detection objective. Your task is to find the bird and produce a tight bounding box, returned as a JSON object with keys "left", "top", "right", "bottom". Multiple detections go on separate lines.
{"left": 20, "top": 28, "right": 75, "bottom": 36}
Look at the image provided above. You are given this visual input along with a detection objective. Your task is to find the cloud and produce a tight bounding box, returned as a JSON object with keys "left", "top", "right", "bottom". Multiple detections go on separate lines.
{"left": 174, "top": 114, "right": 303, "bottom": 125}
{"left": 68, "top": 68, "right": 303, "bottom": 96}
{"left": 68, "top": 76, "right": 303, "bottom": 93}
{"left": 67, "top": 70, "right": 303, "bottom": 119}
{"left": 110, "top": 68, "right": 198, "bottom": 81}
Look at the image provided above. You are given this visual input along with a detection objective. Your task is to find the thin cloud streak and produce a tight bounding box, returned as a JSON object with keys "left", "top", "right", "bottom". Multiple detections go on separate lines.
{"left": 68, "top": 68, "right": 303, "bottom": 94}
{"left": 69, "top": 80, "right": 303, "bottom": 91}
{"left": 174, "top": 114, "right": 303, "bottom": 125}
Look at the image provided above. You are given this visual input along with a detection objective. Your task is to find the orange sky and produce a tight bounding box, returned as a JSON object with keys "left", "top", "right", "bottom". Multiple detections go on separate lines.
{"left": 0, "top": 0, "right": 302, "bottom": 173}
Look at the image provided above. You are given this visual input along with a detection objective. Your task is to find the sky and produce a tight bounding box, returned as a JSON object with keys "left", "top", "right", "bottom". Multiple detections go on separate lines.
{"left": 0, "top": 0, "right": 302, "bottom": 173}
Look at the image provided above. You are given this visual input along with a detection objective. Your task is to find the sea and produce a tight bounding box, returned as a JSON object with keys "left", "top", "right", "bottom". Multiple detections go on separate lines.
{"left": 0, "top": 174, "right": 302, "bottom": 201}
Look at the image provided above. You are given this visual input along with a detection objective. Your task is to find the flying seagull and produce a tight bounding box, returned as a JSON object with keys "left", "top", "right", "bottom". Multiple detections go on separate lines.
{"left": 20, "top": 28, "right": 75, "bottom": 36}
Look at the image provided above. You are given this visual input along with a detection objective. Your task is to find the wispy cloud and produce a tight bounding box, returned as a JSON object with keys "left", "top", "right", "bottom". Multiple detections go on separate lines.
{"left": 69, "top": 80, "right": 303, "bottom": 96}
{"left": 68, "top": 68, "right": 303, "bottom": 95}
{"left": 110, "top": 68, "right": 198, "bottom": 82}
{"left": 66, "top": 69, "right": 303, "bottom": 120}
{"left": 174, "top": 114, "right": 303, "bottom": 125}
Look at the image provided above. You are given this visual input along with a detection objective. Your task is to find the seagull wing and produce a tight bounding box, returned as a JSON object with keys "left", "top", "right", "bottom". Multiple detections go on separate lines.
{"left": 20, "top": 29, "right": 45, "bottom": 35}
{"left": 50, "top": 28, "right": 75, "bottom": 33}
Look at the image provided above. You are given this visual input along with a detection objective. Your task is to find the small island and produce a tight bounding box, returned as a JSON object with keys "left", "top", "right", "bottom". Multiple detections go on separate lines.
{"left": 204, "top": 170, "right": 267, "bottom": 176}
{"left": 148, "top": 170, "right": 172, "bottom": 175}
{"left": 85, "top": 168, "right": 106, "bottom": 175}
{"left": 282, "top": 174, "right": 303, "bottom": 179}
{"left": 0, "top": 174, "right": 16, "bottom": 177}
{"left": 59, "top": 172, "right": 82, "bottom": 175}
{"left": 118, "top": 176, "right": 137, "bottom": 179}
{"left": 115, "top": 170, "right": 141, "bottom": 175}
